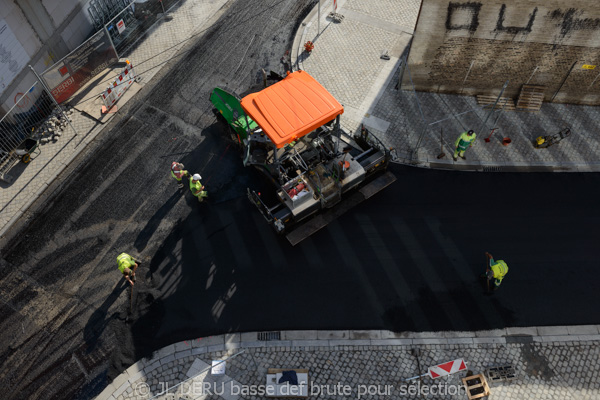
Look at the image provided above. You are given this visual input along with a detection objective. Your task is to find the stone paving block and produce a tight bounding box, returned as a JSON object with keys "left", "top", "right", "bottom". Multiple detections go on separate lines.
{"left": 538, "top": 326, "right": 569, "bottom": 336}
{"left": 443, "top": 331, "right": 473, "bottom": 338}
{"left": 239, "top": 341, "right": 264, "bottom": 348}
{"left": 175, "top": 349, "right": 192, "bottom": 360}
{"left": 412, "top": 338, "right": 447, "bottom": 345}
{"left": 240, "top": 332, "right": 257, "bottom": 342}
{"left": 224, "top": 342, "right": 241, "bottom": 351}
{"left": 380, "top": 330, "right": 411, "bottom": 339}
{"left": 329, "top": 339, "right": 370, "bottom": 347}
{"left": 262, "top": 340, "right": 292, "bottom": 348}
{"left": 566, "top": 325, "right": 599, "bottom": 335}
{"left": 282, "top": 330, "right": 318, "bottom": 340}
{"left": 317, "top": 330, "right": 350, "bottom": 340}
{"left": 113, "top": 381, "right": 130, "bottom": 397}
{"left": 539, "top": 335, "right": 574, "bottom": 342}
{"left": 174, "top": 341, "right": 191, "bottom": 352}
{"left": 127, "top": 370, "right": 144, "bottom": 384}
{"left": 198, "top": 335, "right": 226, "bottom": 347}
{"left": 447, "top": 338, "right": 474, "bottom": 345}
{"left": 350, "top": 330, "right": 381, "bottom": 340}
{"left": 143, "top": 360, "right": 161, "bottom": 374}
{"left": 473, "top": 337, "right": 506, "bottom": 344}
{"left": 370, "top": 338, "right": 413, "bottom": 346}
{"left": 111, "top": 372, "right": 130, "bottom": 392}
{"left": 207, "top": 344, "right": 225, "bottom": 353}
{"left": 291, "top": 340, "right": 328, "bottom": 348}
{"left": 411, "top": 331, "right": 444, "bottom": 339}
{"left": 574, "top": 334, "right": 600, "bottom": 342}
{"left": 506, "top": 327, "right": 538, "bottom": 336}
{"left": 191, "top": 346, "right": 207, "bottom": 356}
{"left": 224, "top": 333, "right": 241, "bottom": 343}
{"left": 160, "top": 353, "right": 176, "bottom": 365}
{"left": 154, "top": 344, "right": 176, "bottom": 359}
{"left": 474, "top": 329, "right": 507, "bottom": 337}
{"left": 125, "top": 361, "right": 144, "bottom": 376}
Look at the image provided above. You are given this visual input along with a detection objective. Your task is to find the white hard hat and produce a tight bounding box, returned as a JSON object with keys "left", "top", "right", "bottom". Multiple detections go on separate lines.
{"left": 192, "top": 174, "right": 201, "bottom": 181}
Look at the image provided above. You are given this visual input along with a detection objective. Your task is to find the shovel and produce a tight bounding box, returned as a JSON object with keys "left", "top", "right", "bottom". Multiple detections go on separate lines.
{"left": 484, "top": 128, "right": 498, "bottom": 143}
{"left": 436, "top": 128, "right": 445, "bottom": 159}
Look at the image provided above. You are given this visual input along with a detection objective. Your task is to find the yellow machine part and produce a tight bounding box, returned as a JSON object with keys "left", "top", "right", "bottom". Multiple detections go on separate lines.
{"left": 536, "top": 136, "right": 546, "bottom": 145}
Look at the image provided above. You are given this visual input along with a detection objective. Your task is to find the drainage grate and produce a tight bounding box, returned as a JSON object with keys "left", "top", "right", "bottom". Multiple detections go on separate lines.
{"left": 258, "top": 331, "right": 281, "bottom": 341}
{"left": 486, "top": 365, "right": 517, "bottom": 382}
{"left": 482, "top": 166, "right": 502, "bottom": 172}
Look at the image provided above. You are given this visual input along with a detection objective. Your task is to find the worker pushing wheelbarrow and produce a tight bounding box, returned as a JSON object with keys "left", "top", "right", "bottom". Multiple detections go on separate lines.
{"left": 534, "top": 127, "right": 571, "bottom": 149}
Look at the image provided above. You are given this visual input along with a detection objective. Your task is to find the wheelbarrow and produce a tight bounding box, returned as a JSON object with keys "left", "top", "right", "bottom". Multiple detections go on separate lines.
{"left": 14, "top": 138, "right": 40, "bottom": 163}
{"left": 534, "top": 127, "right": 571, "bottom": 149}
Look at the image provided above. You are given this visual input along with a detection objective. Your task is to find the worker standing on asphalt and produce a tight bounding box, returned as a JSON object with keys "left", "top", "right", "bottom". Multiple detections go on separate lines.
{"left": 189, "top": 173, "right": 208, "bottom": 202}
{"left": 171, "top": 161, "right": 189, "bottom": 188}
{"left": 484, "top": 252, "right": 508, "bottom": 291}
{"left": 117, "top": 252, "right": 139, "bottom": 286}
{"left": 453, "top": 130, "right": 476, "bottom": 161}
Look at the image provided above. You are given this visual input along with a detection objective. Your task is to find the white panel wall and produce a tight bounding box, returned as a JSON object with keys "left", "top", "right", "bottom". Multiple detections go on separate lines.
{"left": 61, "top": 7, "right": 95, "bottom": 51}
{"left": 42, "top": 0, "right": 80, "bottom": 27}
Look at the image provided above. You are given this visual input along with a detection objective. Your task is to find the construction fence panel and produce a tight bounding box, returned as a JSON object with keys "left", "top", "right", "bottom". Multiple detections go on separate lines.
{"left": 104, "top": 0, "right": 181, "bottom": 58}
{"left": 41, "top": 29, "right": 119, "bottom": 104}
{"left": 88, "top": 0, "right": 132, "bottom": 31}
{"left": 0, "top": 80, "right": 75, "bottom": 182}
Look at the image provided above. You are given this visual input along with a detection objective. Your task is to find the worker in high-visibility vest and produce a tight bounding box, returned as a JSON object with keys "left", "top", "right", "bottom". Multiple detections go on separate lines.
{"left": 485, "top": 252, "right": 508, "bottom": 290}
{"left": 117, "top": 252, "right": 139, "bottom": 286}
{"left": 453, "top": 130, "right": 476, "bottom": 161}
{"left": 189, "top": 173, "right": 208, "bottom": 202}
{"left": 171, "top": 161, "right": 189, "bottom": 188}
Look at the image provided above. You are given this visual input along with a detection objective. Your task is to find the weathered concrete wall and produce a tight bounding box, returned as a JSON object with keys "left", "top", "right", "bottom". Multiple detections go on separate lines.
{"left": 1, "top": 0, "right": 93, "bottom": 113}
{"left": 405, "top": 0, "right": 600, "bottom": 105}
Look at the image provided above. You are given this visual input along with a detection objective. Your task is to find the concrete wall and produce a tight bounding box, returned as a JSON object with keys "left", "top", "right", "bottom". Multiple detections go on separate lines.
{"left": 0, "top": 0, "right": 95, "bottom": 114}
{"left": 405, "top": 0, "right": 600, "bottom": 105}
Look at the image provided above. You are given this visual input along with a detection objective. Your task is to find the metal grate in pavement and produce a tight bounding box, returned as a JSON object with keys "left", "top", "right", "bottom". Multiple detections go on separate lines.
{"left": 486, "top": 365, "right": 517, "bottom": 382}
{"left": 258, "top": 331, "right": 281, "bottom": 341}
{"left": 482, "top": 166, "right": 503, "bottom": 172}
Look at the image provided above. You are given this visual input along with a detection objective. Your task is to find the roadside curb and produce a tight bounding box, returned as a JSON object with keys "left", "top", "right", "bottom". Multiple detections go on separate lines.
{"left": 96, "top": 325, "right": 600, "bottom": 400}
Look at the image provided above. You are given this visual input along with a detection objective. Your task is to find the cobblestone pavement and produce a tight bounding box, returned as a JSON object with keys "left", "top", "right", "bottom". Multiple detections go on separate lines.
{"left": 97, "top": 328, "right": 600, "bottom": 400}
{"left": 0, "top": 0, "right": 229, "bottom": 239}
{"left": 293, "top": 0, "right": 600, "bottom": 172}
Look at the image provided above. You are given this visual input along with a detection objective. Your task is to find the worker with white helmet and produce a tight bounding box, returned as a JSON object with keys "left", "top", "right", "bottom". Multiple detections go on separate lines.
{"left": 171, "top": 161, "right": 189, "bottom": 188}
{"left": 189, "top": 173, "right": 208, "bottom": 202}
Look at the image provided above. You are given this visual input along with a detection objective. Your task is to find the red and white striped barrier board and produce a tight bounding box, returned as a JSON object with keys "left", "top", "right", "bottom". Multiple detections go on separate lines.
{"left": 101, "top": 60, "right": 137, "bottom": 112}
{"left": 428, "top": 359, "right": 467, "bottom": 379}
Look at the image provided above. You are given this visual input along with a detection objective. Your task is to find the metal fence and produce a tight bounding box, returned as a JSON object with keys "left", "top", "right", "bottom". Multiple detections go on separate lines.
{"left": 0, "top": 77, "right": 74, "bottom": 182}
{"left": 104, "top": 0, "right": 179, "bottom": 57}
{"left": 88, "top": 0, "right": 132, "bottom": 31}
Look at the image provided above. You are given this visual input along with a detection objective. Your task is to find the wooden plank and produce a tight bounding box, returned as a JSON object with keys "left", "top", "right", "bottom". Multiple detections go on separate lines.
{"left": 516, "top": 84, "right": 545, "bottom": 111}
{"left": 476, "top": 95, "right": 515, "bottom": 111}
{"left": 462, "top": 374, "right": 490, "bottom": 400}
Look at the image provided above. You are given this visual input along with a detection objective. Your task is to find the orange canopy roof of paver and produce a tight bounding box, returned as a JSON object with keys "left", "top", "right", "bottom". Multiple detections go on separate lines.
{"left": 240, "top": 71, "right": 343, "bottom": 148}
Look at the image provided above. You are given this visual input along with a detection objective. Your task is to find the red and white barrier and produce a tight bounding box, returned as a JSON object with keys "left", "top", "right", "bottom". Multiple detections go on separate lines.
{"left": 428, "top": 359, "right": 467, "bottom": 379}
{"left": 101, "top": 60, "right": 137, "bottom": 112}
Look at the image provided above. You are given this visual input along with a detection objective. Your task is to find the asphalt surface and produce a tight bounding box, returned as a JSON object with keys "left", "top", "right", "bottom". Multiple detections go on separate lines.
{"left": 1, "top": 0, "right": 599, "bottom": 399}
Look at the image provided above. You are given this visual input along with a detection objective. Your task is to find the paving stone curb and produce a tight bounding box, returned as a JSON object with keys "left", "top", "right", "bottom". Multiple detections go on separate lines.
{"left": 96, "top": 326, "right": 600, "bottom": 400}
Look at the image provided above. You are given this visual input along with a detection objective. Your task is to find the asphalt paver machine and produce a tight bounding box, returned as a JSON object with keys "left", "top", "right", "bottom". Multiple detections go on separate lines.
{"left": 210, "top": 71, "right": 396, "bottom": 245}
